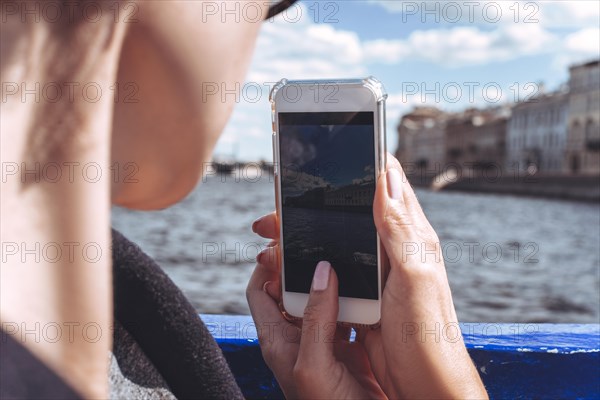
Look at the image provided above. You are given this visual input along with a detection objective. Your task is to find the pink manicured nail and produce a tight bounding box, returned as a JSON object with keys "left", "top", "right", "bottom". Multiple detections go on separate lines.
{"left": 387, "top": 169, "right": 402, "bottom": 200}
{"left": 312, "top": 261, "right": 331, "bottom": 291}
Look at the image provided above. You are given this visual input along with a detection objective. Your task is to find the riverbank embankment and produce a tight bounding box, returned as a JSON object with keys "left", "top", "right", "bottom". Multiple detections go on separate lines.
{"left": 407, "top": 173, "right": 600, "bottom": 202}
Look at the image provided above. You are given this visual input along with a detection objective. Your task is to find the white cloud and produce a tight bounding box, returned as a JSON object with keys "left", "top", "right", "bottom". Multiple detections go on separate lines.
{"left": 363, "top": 39, "right": 409, "bottom": 64}
{"left": 363, "top": 1, "right": 597, "bottom": 67}
{"left": 361, "top": 24, "right": 555, "bottom": 67}
{"left": 553, "top": 27, "right": 600, "bottom": 71}
{"left": 247, "top": 4, "right": 559, "bottom": 76}
{"left": 368, "top": 1, "right": 599, "bottom": 29}
{"left": 368, "top": 0, "right": 530, "bottom": 25}
{"left": 248, "top": 9, "right": 367, "bottom": 81}
{"left": 563, "top": 28, "right": 600, "bottom": 57}
{"left": 361, "top": 22, "right": 597, "bottom": 70}
{"left": 537, "top": 2, "right": 600, "bottom": 28}
{"left": 233, "top": 2, "right": 595, "bottom": 88}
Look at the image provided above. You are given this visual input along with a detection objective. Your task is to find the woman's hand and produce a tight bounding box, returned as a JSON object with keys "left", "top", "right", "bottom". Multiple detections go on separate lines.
{"left": 360, "top": 155, "right": 488, "bottom": 399}
{"left": 247, "top": 154, "right": 488, "bottom": 399}
{"left": 246, "top": 237, "right": 386, "bottom": 399}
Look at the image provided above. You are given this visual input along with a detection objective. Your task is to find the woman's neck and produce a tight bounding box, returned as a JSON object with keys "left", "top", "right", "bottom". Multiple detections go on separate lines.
{"left": 1, "top": 7, "right": 128, "bottom": 398}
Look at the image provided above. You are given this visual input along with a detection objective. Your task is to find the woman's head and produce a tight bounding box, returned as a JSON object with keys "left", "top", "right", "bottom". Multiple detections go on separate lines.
{"left": 2, "top": 1, "right": 296, "bottom": 209}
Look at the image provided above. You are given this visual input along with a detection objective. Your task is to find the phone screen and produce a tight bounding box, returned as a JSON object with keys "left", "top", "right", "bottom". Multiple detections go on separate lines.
{"left": 278, "top": 111, "right": 379, "bottom": 300}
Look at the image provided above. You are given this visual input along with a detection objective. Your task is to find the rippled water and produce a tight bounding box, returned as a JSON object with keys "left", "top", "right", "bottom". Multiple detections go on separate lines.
{"left": 112, "top": 171, "right": 600, "bottom": 323}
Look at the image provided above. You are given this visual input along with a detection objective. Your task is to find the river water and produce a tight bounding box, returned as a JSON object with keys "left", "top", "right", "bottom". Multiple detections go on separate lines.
{"left": 112, "top": 170, "right": 600, "bottom": 323}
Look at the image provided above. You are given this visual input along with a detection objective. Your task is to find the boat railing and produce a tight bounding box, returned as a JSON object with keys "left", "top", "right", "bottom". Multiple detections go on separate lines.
{"left": 201, "top": 314, "right": 600, "bottom": 399}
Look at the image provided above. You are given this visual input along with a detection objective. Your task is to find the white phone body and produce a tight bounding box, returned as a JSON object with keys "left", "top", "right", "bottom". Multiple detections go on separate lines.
{"left": 270, "top": 77, "right": 387, "bottom": 326}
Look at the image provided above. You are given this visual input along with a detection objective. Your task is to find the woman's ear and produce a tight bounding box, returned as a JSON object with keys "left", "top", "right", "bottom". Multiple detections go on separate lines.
{"left": 110, "top": 1, "right": 267, "bottom": 210}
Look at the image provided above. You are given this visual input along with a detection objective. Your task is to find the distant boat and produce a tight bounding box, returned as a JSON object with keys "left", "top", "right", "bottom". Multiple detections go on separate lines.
{"left": 212, "top": 142, "right": 239, "bottom": 175}
{"left": 212, "top": 161, "right": 235, "bottom": 175}
{"left": 259, "top": 160, "right": 274, "bottom": 174}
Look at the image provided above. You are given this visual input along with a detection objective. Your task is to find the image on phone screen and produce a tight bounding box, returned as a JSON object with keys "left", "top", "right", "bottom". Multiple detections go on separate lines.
{"left": 279, "top": 111, "right": 379, "bottom": 300}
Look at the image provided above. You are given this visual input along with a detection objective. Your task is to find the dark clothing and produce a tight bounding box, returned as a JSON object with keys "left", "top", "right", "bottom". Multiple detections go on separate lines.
{"left": 0, "top": 334, "right": 83, "bottom": 399}
{"left": 111, "top": 229, "right": 243, "bottom": 400}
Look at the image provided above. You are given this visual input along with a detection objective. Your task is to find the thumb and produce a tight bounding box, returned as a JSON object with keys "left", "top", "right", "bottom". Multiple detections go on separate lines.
{"left": 374, "top": 160, "right": 440, "bottom": 273}
{"left": 296, "top": 261, "right": 339, "bottom": 369}
{"left": 373, "top": 165, "right": 412, "bottom": 267}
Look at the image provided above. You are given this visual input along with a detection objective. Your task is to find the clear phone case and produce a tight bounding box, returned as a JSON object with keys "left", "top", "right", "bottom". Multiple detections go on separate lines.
{"left": 270, "top": 77, "right": 388, "bottom": 327}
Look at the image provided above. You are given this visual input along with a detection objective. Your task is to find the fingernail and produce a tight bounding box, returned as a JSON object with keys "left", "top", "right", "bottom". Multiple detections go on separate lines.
{"left": 387, "top": 169, "right": 402, "bottom": 200}
{"left": 263, "top": 281, "right": 272, "bottom": 293}
{"left": 312, "top": 261, "right": 331, "bottom": 291}
{"left": 252, "top": 216, "right": 264, "bottom": 233}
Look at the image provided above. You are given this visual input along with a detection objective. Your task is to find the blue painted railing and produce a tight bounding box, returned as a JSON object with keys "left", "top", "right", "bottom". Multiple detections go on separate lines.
{"left": 201, "top": 314, "right": 600, "bottom": 399}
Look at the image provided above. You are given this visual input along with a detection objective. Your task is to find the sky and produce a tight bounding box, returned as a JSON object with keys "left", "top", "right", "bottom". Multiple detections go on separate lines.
{"left": 214, "top": 0, "right": 600, "bottom": 161}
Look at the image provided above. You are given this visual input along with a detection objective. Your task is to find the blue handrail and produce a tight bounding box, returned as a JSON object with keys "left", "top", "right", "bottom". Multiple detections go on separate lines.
{"left": 201, "top": 314, "right": 600, "bottom": 400}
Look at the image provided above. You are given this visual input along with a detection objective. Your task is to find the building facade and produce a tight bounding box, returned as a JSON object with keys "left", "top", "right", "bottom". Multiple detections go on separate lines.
{"left": 506, "top": 92, "right": 568, "bottom": 174}
{"left": 396, "top": 107, "right": 448, "bottom": 175}
{"left": 446, "top": 108, "right": 508, "bottom": 172}
{"left": 394, "top": 59, "right": 599, "bottom": 178}
{"left": 565, "top": 60, "right": 600, "bottom": 174}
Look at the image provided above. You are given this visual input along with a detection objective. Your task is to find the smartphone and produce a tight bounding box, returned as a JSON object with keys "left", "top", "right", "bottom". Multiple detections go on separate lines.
{"left": 270, "top": 77, "right": 387, "bottom": 326}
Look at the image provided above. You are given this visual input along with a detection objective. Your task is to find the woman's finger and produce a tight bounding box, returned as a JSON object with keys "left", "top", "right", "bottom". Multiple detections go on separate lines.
{"left": 252, "top": 212, "right": 278, "bottom": 239}
{"left": 247, "top": 245, "right": 281, "bottom": 315}
{"left": 373, "top": 154, "right": 439, "bottom": 270}
{"left": 263, "top": 277, "right": 281, "bottom": 304}
{"left": 372, "top": 160, "right": 410, "bottom": 268}
{"left": 256, "top": 244, "right": 280, "bottom": 275}
{"left": 295, "top": 261, "right": 339, "bottom": 370}
{"left": 246, "top": 261, "right": 292, "bottom": 347}
{"left": 384, "top": 154, "right": 427, "bottom": 221}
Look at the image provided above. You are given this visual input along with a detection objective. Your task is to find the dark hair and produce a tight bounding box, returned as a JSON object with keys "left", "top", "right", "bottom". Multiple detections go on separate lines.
{"left": 265, "top": 0, "right": 299, "bottom": 19}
